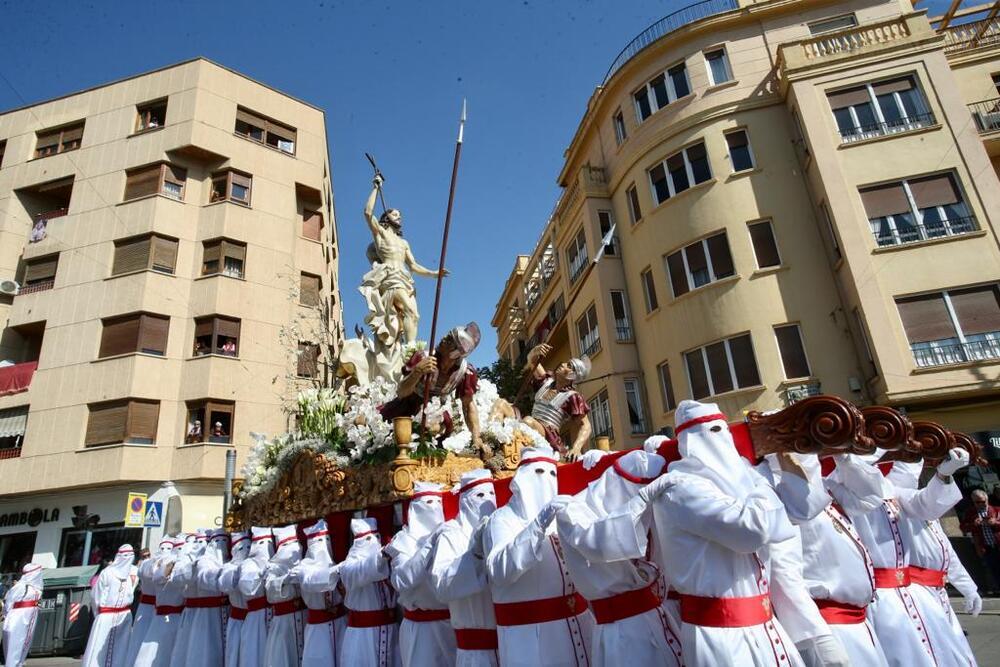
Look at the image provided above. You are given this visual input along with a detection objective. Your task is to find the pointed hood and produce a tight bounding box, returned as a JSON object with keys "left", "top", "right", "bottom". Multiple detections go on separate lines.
{"left": 248, "top": 526, "right": 275, "bottom": 568}
{"left": 201, "top": 529, "right": 229, "bottom": 566}
{"left": 585, "top": 450, "right": 665, "bottom": 517}
{"left": 456, "top": 469, "right": 497, "bottom": 531}
{"left": 229, "top": 531, "right": 250, "bottom": 564}
{"left": 19, "top": 563, "right": 44, "bottom": 590}
{"left": 348, "top": 517, "right": 381, "bottom": 560}
{"left": 107, "top": 544, "right": 135, "bottom": 579}
{"left": 407, "top": 482, "right": 446, "bottom": 541}
{"left": 303, "top": 519, "right": 333, "bottom": 565}
{"left": 270, "top": 524, "right": 302, "bottom": 569}
{"left": 669, "top": 400, "right": 757, "bottom": 497}
{"left": 509, "top": 445, "right": 559, "bottom": 520}
{"left": 887, "top": 459, "right": 923, "bottom": 490}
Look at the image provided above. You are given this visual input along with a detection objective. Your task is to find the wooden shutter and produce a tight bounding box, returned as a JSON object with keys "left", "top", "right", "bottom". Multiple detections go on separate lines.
{"left": 749, "top": 222, "right": 781, "bottom": 268}
{"left": 302, "top": 210, "right": 322, "bottom": 241}
{"left": 113, "top": 237, "right": 151, "bottom": 274}
{"left": 195, "top": 318, "right": 215, "bottom": 338}
{"left": 298, "top": 343, "right": 319, "bottom": 377}
{"left": 124, "top": 164, "right": 161, "bottom": 200}
{"left": 85, "top": 402, "right": 128, "bottom": 446}
{"left": 706, "top": 233, "right": 734, "bottom": 278}
{"left": 236, "top": 108, "right": 265, "bottom": 128}
{"left": 222, "top": 241, "right": 246, "bottom": 262}
{"left": 202, "top": 241, "right": 222, "bottom": 274}
{"left": 231, "top": 172, "right": 252, "bottom": 201}
{"left": 685, "top": 350, "right": 710, "bottom": 399}
{"left": 729, "top": 334, "right": 761, "bottom": 388}
{"left": 896, "top": 294, "right": 956, "bottom": 343}
{"left": 872, "top": 77, "right": 914, "bottom": 96}
{"left": 215, "top": 317, "right": 241, "bottom": 339}
{"left": 150, "top": 236, "right": 178, "bottom": 273}
{"left": 860, "top": 183, "right": 910, "bottom": 218}
{"left": 827, "top": 86, "right": 870, "bottom": 110}
{"left": 705, "top": 341, "right": 734, "bottom": 394}
{"left": 138, "top": 315, "right": 169, "bottom": 355}
{"left": 35, "top": 129, "right": 60, "bottom": 154}
{"left": 300, "top": 274, "right": 321, "bottom": 306}
{"left": 163, "top": 164, "right": 186, "bottom": 192}
{"left": 24, "top": 255, "right": 58, "bottom": 283}
{"left": 60, "top": 124, "right": 84, "bottom": 145}
{"left": 666, "top": 252, "right": 688, "bottom": 297}
{"left": 775, "top": 325, "right": 811, "bottom": 378}
{"left": 127, "top": 400, "right": 159, "bottom": 442}
{"left": 267, "top": 121, "right": 296, "bottom": 142}
{"left": 909, "top": 174, "right": 960, "bottom": 209}
{"left": 949, "top": 285, "right": 1000, "bottom": 336}
{"left": 99, "top": 316, "right": 140, "bottom": 357}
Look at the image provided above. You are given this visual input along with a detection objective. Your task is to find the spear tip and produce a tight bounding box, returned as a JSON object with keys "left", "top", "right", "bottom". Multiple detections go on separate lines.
{"left": 458, "top": 99, "right": 467, "bottom": 143}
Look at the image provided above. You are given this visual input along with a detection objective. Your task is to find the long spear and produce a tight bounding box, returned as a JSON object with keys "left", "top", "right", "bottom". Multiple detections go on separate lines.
{"left": 419, "top": 100, "right": 467, "bottom": 444}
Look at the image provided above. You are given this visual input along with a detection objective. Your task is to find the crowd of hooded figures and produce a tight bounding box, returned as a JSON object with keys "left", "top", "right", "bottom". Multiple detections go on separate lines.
{"left": 1, "top": 398, "right": 985, "bottom": 667}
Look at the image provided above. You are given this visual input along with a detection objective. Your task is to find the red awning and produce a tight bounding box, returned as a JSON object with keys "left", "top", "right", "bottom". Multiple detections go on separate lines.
{"left": 0, "top": 361, "right": 38, "bottom": 396}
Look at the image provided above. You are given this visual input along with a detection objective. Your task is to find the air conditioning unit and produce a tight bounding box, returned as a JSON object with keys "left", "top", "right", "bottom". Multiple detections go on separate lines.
{"left": 0, "top": 280, "right": 19, "bottom": 296}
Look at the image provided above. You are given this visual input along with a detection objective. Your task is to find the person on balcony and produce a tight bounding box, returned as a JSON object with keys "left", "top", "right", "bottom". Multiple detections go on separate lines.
{"left": 521, "top": 343, "right": 592, "bottom": 461}
{"left": 81, "top": 544, "right": 137, "bottom": 667}
{"left": 220, "top": 339, "right": 237, "bottom": 356}
{"left": 2, "top": 563, "right": 44, "bottom": 667}
{"left": 187, "top": 420, "right": 203, "bottom": 443}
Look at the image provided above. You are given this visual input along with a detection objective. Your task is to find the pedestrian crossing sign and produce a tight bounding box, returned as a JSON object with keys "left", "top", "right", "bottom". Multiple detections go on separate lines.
{"left": 143, "top": 501, "right": 163, "bottom": 527}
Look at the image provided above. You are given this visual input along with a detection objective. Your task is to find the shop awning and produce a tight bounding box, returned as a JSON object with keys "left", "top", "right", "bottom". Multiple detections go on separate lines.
{"left": 42, "top": 565, "right": 99, "bottom": 587}
{"left": 0, "top": 406, "right": 28, "bottom": 438}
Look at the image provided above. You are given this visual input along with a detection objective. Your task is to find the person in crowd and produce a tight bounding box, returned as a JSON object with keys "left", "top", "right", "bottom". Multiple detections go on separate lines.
{"left": 2, "top": 563, "right": 44, "bottom": 667}
{"left": 961, "top": 488, "right": 1000, "bottom": 593}
{"left": 165, "top": 532, "right": 208, "bottom": 667}
{"left": 218, "top": 531, "right": 250, "bottom": 667}
{"left": 484, "top": 444, "right": 594, "bottom": 665}
{"left": 387, "top": 482, "right": 456, "bottom": 667}
{"left": 172, "top": 529, "right": 229, "bottom": 667}
{"left": 134, "top": 534, "right": 186, "bottom": 667}
{"left": 521, "top": 343, "right": 592, "bottom": 461}
{"left": 430, "top": 469, "right": 500, "bottom": 667}
{"left": 288, "top": 519, "right": 346, "bottom": 667}
{"left": 263, "top": 524, "right": 306, "bottom": 667}
{"left": 127, "top": 539, "right": 170, "bottom": 666}
{"left": 339, "top": 517, "right": 400, "bottom": 667}
{"left": 82, "top": 544, "right": 136, "bottom": 667}
{"left": 237, "top": 527, "right": 274, "bottom": 667}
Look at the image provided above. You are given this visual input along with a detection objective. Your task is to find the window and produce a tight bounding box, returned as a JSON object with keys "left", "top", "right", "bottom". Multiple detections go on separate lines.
{"left": 657, "top": 362, "right": 677, "bottom": 412}
{"left": 665, "top": 232, "right": 735, "bottom": 297}
{"left": 235, "top": 107, "right": 297, "bottom": 154}
{"left": 576, "top": 304, "right": 601, "bottom": 357}
{"left": 853, "top": 308, "right": 876, "bottom": 369}
{"left": 193, "top": 316, "right": 241, "bottom": 357}
{"left": 185, "top": 400, "right": 234, "bottom": 444}
{"left": 598, "top": 210, "right": 617, "bottom": 256}
{"left": 302, "top": 209, "right": 323, "bottom": 241}
{"left": 566, "top": 228, "right": 588, "bottom": 283}
{"left": 0, "top": 140, "right": 6, "bottom": 169}
{"left": 99, "top": 313, "right": 169, "bottom": 358}
{"left": 112, "top": 234, "right": 178, "bottom": 276}
{"left": 641, "top": 267, "right": 659, "bottom": 313}
{"left": 0, "top": 406, "right": 28, "bottom": 458}
{"left": 0, "top": 531, "right": 36, "bottom": 575}
{"left": 300, "top": 273, "right": 321, "bottom": 307}
{"left": 210, "top": 170, "right": 252, "bottom": 205}
{"left": 135, "top": 99, "right": 167, "bottom": 133}
{"left": 297, "top": 342, "right": 320, "bottom": 378}
{"left": 124, "top": 163, "right": 186, "bottom": 201}
{"left": 626, "top": 184, "right": 642, "bottom": 225}
{"left": 649, "top": 142, "right": 712, "bottom": 204}
{"left": 613, "top": 109, "right": 627, "bottom": 145}
{"left": 610, "top": 290, "right": 632, "bottom": 341}
{"left": 808, "top": 14, "right": 857, "bottom": 34}
{"left": 705, "top": 48, "right": 732, "bottom": 85}
{"left": 589, "top": 389, "right": 613, "bottom": 438}
{"left": 860, "top": 172, "right": 975, "bottom": 247}
{"left": 828, "top": 76, "right": 933, "bottom": 142}
{"left": 725, "top": 130, "right": 755, "bottom": 172}
{"left": 775, "top": 324, "right": 811, "bottom": 379}
{"left": 623, "top": 378, "right": 648, "bottom": 434}
{"left": 35, "top": 122, "right": 84, "bottom": 158}
{"left": 819, "top": 203, "right": 841, "bottom": 262}
{"left": 21, "top": 254, "right": 58, "bottom": 293}
{"left": 748, "top": 220, "right": 781, "bottom": 269}
{"left": 684, "top": 333, "right": 760, "bottom": 399}
{"left": 59, "top": 524, "right": 141, "bottom": 568}
{"left": 85, "top": 399, "right": 159, "bottom": 446}
{"left": 896, "top": 285, "right": 1000, "bottom": 367}
{"left": 633, "top": 63, "right": 691, "bottom": 122}
{"left": 202, "top": 239, "right": 246, "bottom": 279}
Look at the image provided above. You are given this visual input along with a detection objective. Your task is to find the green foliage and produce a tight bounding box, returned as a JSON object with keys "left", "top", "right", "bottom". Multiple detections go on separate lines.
{"left": 479, "top": 356, "right": 531, "bottom": 415}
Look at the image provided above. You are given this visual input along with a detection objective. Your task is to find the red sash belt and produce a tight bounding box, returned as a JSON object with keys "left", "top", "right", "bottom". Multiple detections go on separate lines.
{"left": 403, "top": 607, "right": 451, "bottom": 622}
{"left": 455, "top": 628, "right": 499, "bottom": 650}
{"left": 590, "top": 583, "right": 662, "bottom": 625}
{"left": 348, "top": 608, "right": 397, "bottom": 628}
{"left": 666, "top": 590, "right": 680, "bottom": 601}
{"left": 247, "top": 596, "right": 270, "bottom": 612}
{"left": 185, "top": 596, "right": 228, "bottom": 608}
{"left": 814, "top": 599, "right": 867, "bottom": 625}
{"left": 273, "top": 598, "right": 304, "bottom": 616}
{"left": 230, "top": 607, "right": 249, "bottom": 621}
{"left": 307, "top": 605, "right": 347, "bottom": 624}
{"left": 679, "top": 594, "right": 772, "bottom": 628}
{"left": 909, "top": 566, "right": 946, "bottom": 588}
{"left": 139, "top": 594, "right": 157, "bottom": 605}
{"left": 873, "top": 567, "right": 911, "bottom": 588}
{"left": 493, "top": 592, "right": 588, "bottom": 626}
{"left": 156, "top": 605, "right": 184, "bottom": 615}
{"left": 98, "top": 606, "right": 132, "bottom": 614}
{"left": 12, "top": 600, "right": 38, "bottom": 609}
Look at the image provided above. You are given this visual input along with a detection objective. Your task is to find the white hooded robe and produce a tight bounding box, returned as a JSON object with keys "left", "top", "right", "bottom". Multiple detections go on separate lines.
{"left": 218, "top": 532, "right": 250, "bottom": 667}
{"left": 134, "top": 535, "right": 187, "bottom": 667}
{"left": 263, "top": 525, "right": 306, "bottom": 667}
{"left": 339, "top": 518, "right": 400, "bottom": 667}
{"left": 2, "top": 563, "right": 43, "bottom": 667}
{"left": 81, "top": 544, "right": 137, "bottom": 667}
{"left": 237, "top": 528, "right": 275, "bottom": 667}
{"left": 172, "top": 529, "right": 229, "bottom": 667}
{"left": 293, "top": 519, "right": 346, "bottom": 667}
{"left": 127, "top": 540, "right": 174, "bottom": 667}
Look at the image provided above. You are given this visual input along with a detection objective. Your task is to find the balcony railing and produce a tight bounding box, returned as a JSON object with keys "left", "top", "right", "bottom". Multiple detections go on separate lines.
{"left": 912, "top": 335, "right": 1000, "bottom": 368}
{"left": 615, "top": 318, "right": 633, "bottom": 341}
{"left": 0, "top": 447, "right": 21, "bottom": 460}
{"left": 568, "top": 253, "right": 588, "bottom": 283}
{"left": 969, "top": 97, "right": 1000, "bottom": 134}
{"left": 839, "top": 112, "right": 936, "bottom": 143}
{"left": 872, "top": 216, "right": 977, "bottom": 247}
{"left": 782, "top": 381, "right": 822, "bottom": 406}
{"left": 18, "top": 279, "right": 55, "bottom": 295}
{"left": 779, "top": 14, "right": 926, "bottom": 75}
{"left": 941, "top": 17, "right": 1000, "bottom": 54}
{"left": 580, "top": 334, "right": 602, "bottom": 359}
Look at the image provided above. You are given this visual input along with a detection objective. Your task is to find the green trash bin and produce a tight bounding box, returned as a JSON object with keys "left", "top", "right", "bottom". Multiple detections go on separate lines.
{"left": 28, "top": 565, "right": 98, "bottom": 658}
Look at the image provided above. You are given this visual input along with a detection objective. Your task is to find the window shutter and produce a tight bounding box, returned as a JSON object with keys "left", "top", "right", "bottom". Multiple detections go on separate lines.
{"left": 99, "top": 316, "right": 141, "bottom": 357}
{"left": 300, "top": 274, "right": 321, "bottom": 306}
{"left": 202, "top": 241, "right": 222, "bottom": 274}
{"left": 705, "top": 341, "right": 734, "bottom": 394}
{"left": 872, "top": 77, "right": 914, "bottom": 96}
{"left": 222, "top": 241, "right": 246, "bottom": 262}
{"left": 35, "top": 130, "right": 60, "bottom": 153}
{"left": 948, "top": 285, "right": 1000, "bottom": 336}
{"left": 231, "top": 172, "right": 252, "bottom": 189}
{"left": 706, "top": 233, "right": 734, "bottom": 278}
{"left": 236, "top": 108, "right": 264, "bottom": 127}
{"left": 139, "top": 315, "right": 169, "bottom": 355}
{"left": 827, "top": 86, "right": 870, "bottom": 110}
{"left": 113, "top": 237, "right": 151, "bottom": 274}
{"left": 194, "top": 318, "right": 215, "bottom": 338}
{"left": 127, "top": 400, "right": 159, "bottom": 442}
{"left": 85, "top": 402, "right": 128, "bottom": 446}
{"left": 267, "top": 121, "right": 296, "bottom": 142}
{"left": 896, "top": 294, "right": 956, "bottom": 343}
{"left": 685, "top": 350, "right": 710, "bottom": 400}
{"left": 124, "top": 165, "right": 162, "bottom": 200}
{"left": 666, "top": 252, "right": 688, "bottom": 297}
{"left": 909, "top": 173, "right": 961, "bottom": 210}
{"left": 860, "top": 183, "right": 910, "bottom": 218}
{"left": 749, "top": 222, "right": 781, "bottom": 268}
{"left": 298, "top": 343, "right": 319, "bottom": 377}
{"left": 215, "top": 317, "right": 241, "bottom": 339}
{"left": 642, "top": 269, "right": 658, "bottom": 311}
{"left": 658, "top": 363, "right": 676, "bottom": 411}
{"left": 61, "top": 124, "right": 84, "bottom": 144}
{"left": 24, "top": 255, "right": 58, "bottom": 283}
{"left": 775, "top": 325, "right": 810, "bottom": 378}
{"left": 150, "top": 236, "right": 178, "bottom": 273}
{"left": 729, "top": 334, "right": 761, "bottom": 387}
{"left": 725, "top": 131, "right": 749, "bottom": 150}
{"left": 303, "top": 210, "right": 322, "bottom": 241}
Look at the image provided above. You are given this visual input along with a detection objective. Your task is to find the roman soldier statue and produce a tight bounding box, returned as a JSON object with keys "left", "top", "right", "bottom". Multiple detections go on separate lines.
{"left": 522, "top": 343, "right": 592, "bottom": 460}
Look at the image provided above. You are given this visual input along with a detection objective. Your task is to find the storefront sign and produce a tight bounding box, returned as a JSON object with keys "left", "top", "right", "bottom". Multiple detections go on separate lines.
{"left": 0, "top": 507, "right": 60, "bottom": 528}
{"left": 124, "top": 493, "right": 147, "bottom": 528}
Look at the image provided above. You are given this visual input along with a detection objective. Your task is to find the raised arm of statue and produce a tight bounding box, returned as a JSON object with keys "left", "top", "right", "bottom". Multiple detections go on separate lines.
{"left": 404, "top": 243, "right": 446, "bottom": 279}
{"left": 524, "top": 344, "right": 551, "bottom": 381}
{"left": 364, "top": 176, "right": 383, "bottom": 237}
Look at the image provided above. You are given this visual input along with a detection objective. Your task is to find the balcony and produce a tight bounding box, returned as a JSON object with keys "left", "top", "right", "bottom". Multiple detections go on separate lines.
{"left": 839, "top": 112, "right": 936, "bottom": 144}
{"left": 18, "top": 279, "right": 54, "bottom": 296}
{"left": 912, "top": 335, "right": 1000, "bottom": 368}
{"left": 0, "top": 362, "right": 37, "bottom": 397}
{"left": 941, "top": 17, "right": 1000, "bottom": 54}
{"left": 969, "top": 97, "right": 1000, "bottom": 134}
{"left": 580, "top": 333, "right": 602, "bottom": 358}
{"left": 568, "top": 253, "right": 588, "bottom": 284}
{"left": 615, "top": 318, "right": 634, "bottom": 342}
{"left": 872, "top": 216, "right": 978, "bottom": 248}
{"left": 782, "top": 381, "right": 822, "bottom": 406}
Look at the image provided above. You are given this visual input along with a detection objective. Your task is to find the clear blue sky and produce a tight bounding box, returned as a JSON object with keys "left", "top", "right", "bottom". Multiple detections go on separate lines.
{"left": 0, "top": 0, "right": 956, "bottom": 368}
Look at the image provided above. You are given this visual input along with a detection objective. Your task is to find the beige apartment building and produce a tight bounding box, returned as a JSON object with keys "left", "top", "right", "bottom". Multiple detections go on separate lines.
{"left": 494, "top": 0, "right": 1000, "bottom": 458}
{"left": 0, "top": 58, "right": 342, "bottom": 573}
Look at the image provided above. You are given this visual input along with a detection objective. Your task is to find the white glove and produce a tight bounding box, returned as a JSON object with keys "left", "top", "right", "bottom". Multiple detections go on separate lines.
{"left": 964, "top": 591, "right": 983, "bottom": 616}
{"left": 285, "top": 566, "right": 303, "bottom": 585}
{"left": 643, "top": 435, "right": 670, "bottom": 454}
{"left": 580, "top": 449, "right": 609, "bottom": 471}
{"left": 537, "top": 495, "right": 573, "bottom": 527}
{"left": 937, "top": 448, "right": 970, "bottom": 477}
{"left": 795, "top": 634, "right": 850, "bottom": 667}
{"left": 637, "top": 473, "right": 673, "bottom": 504}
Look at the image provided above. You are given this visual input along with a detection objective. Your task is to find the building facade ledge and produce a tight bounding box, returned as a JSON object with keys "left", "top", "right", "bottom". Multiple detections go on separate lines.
{"left": 910, "top": 357, "right": 1000, "bottom": 375}
{"left": 177, "top": 441, "right": 235, "bottom": 449}
{"left": 187, "top": 353, "right": 241, "bottom": 361}
{"left": 704, "top": 79, "right": 741, "bottom": 95}
{"left": 104, "top": 268, "right": 177, "bottom": 282}
{"left": 91, "top": 352, "right": 167, "bottom": 364}
{"left": 835, "top": 123, "right": 941, "bottom": 150}
{"left": 203, "top": 199, "right": 252, "bottom": 211}
{"left": 115, "top": 192, "right": 186, "bottom": 208}
{"left": 699, "top": 383, "right": 766, "bottom": 403}
{"left": 725, "top": 166, "right": 763, "bottom": 182}
{"left": 126, "top": 125, "right": 167, "bottom": 140}
{"left": 75, "top": 442, "right": 156, "bottom": 453}
{"left": 870, "top": 229, "right": 987, "bottom": 254}
{"left": 194, "top": 272, "right": 245, "bottom": 283}
{"left": 749, "top": 265, "right": 789, "bottom": 280}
